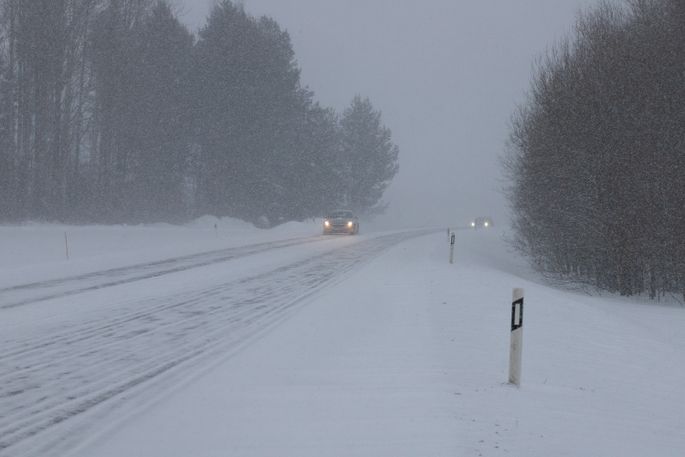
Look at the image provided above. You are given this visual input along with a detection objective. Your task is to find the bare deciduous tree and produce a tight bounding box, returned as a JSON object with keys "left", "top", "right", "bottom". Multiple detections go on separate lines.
{"left": 505, "top": 0, "right": 685, "bottom": 301}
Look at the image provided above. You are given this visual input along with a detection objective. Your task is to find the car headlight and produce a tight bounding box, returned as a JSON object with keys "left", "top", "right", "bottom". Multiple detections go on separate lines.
{"left": 470, "top": 221, "right": 476, "bottom": 227}
{"left": 324, "top": 220, "right": 330, "bottom": 227}
{"left": 484, "top": 221, "right": 489, "bottom": 227}
{"left": 347, "top": 221, "right": 353, "bottom": 228}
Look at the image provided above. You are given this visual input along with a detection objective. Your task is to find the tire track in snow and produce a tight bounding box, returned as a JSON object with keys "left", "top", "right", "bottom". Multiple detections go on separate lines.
{"left": 0, "top": 230, "right": 431, "bottom": 457}
{"left": 0, "top": 235, "right": 329, "bottom": 310}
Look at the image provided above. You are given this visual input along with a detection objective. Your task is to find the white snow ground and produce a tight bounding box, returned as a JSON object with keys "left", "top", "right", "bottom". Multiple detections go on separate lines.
{"left": 1, "top": 219, "right": 684, "bottom": 457}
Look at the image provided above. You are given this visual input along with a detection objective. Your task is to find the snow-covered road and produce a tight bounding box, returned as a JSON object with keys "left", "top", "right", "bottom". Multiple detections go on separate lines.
{"left": 0, "top": 230, "right": 431, "bottom": 457}
{"left": 2, "top": 222, "right": 684, "bottom": 457}
{"left": 0, "top": 235, "right": 329, "bottom": 309}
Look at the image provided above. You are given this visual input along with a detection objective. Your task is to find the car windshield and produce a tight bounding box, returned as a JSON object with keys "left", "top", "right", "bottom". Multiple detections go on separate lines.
{"left": 328, "top": 211, "right": 353, "bottom": 219}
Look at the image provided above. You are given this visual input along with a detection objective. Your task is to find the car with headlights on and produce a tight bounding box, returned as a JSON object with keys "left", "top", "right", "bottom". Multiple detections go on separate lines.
{"left": 323, "top": 210, "right": 359, "bottom": 235}
{"left": 470, "top": 216, "right": 493, "bottom": 229}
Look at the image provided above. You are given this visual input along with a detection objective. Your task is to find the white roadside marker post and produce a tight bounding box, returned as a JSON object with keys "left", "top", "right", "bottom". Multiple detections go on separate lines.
{"left": 449, "top": 232, "right": 456, "bottom": 264}
{"left": 509, "top": 288, "right": 524, "bottom": 386}
{"left": 64, "top": 232, "right": 70, "bottom": 260}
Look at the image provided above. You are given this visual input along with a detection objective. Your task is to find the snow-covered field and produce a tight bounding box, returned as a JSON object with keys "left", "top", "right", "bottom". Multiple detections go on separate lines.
{"left": 1, "top": 219, "right": 683, "bottom": 457}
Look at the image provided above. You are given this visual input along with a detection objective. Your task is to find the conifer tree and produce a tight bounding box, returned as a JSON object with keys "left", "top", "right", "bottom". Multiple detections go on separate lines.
{"left": 339, "top": 96, "right": 399, "bottom": 215}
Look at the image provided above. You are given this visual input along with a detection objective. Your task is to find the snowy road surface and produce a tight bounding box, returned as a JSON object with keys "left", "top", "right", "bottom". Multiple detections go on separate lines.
{"left": 0, "top": 235, "right": 329, "bottom": 309}
{"left": 0, "top": 230, "right": 430, "bottom": 456}
{"left": 2, "top": 224, "right": 684, "bottom": 457}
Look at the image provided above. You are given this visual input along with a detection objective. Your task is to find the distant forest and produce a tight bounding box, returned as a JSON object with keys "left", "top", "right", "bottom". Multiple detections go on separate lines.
{"left": 505, "top": 0, "right": 685, "bottom": 301}
{"left": 0, "top": 0, "right": 399, "bottom": 226}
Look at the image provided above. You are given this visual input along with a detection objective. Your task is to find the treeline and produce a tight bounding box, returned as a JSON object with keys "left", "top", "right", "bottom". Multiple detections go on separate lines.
{"left": 0, "top": 0, "right": 399, "bottom": 225}
{"left": 505, "top": 0, "right": 685, "bottom": 301}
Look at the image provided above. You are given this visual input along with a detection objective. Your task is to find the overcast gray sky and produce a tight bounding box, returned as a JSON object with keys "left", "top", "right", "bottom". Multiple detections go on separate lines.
{"left": 175, "top": 0, "right": 600, "bottom": 227}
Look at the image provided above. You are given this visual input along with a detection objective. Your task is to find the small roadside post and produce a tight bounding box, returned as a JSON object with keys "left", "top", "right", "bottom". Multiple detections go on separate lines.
{"left": 449, "top": 232, "right": 456, "bottom": 264}
{"left": 64, "top": 232, "right": 70, "bottom": 260}
{"left": 509, "top": 288, "right": 524, "bottom": 386}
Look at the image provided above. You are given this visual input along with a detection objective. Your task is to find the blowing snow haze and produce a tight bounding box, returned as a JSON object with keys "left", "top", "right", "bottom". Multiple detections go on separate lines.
{"left": 178, "top": 0, "right": 601, "bottom": 227}
{"left": 2, "top": 2, "right": 685, "bottom": 455}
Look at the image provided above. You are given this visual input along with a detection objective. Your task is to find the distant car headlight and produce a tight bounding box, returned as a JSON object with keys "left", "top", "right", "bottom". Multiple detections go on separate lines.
{"left": 470, "top": 221, "right": 476, "bottom": 228}
{"left": 347, "top": 221, "right": 353, "bottom": 228}
{"left": 484, "top": 221, "right": 489, "bottom": 227}
{"left": 324, "top": 220, "right": 330, "bottom": 227}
